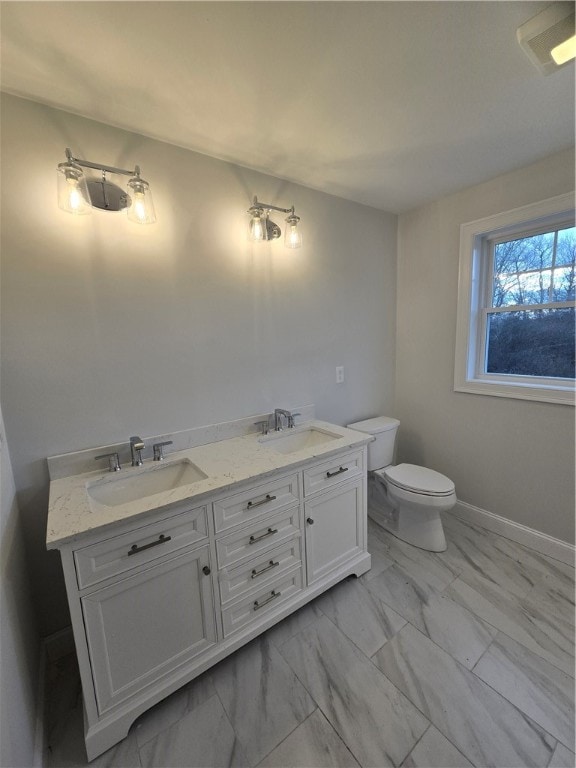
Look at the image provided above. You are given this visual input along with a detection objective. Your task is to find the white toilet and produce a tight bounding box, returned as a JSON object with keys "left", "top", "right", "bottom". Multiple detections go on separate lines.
{"left": 347, "top": 416, "right": 456, "bottom": 552}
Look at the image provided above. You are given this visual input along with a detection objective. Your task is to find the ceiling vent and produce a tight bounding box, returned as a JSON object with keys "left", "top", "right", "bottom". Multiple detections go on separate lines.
{"left": 517, "top": 2, "right": 575, "bottom": 75}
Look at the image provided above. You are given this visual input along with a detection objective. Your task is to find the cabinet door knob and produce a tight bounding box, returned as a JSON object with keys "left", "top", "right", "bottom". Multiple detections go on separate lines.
{"left": 202, "top": 565, "right": 211, "bottom": 576}
{"left": 307, "top": 517, "right": 314, "bottom": 525}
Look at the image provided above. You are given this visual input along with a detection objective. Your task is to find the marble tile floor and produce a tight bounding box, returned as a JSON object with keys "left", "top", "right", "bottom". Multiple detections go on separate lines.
{"left": 45, "top": 514, "right": 575, "bottom": 768}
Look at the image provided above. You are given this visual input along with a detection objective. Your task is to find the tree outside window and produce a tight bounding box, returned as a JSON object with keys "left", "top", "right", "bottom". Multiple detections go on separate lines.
{"left": 486, "top": 226, "right": 575, "bottom": 379}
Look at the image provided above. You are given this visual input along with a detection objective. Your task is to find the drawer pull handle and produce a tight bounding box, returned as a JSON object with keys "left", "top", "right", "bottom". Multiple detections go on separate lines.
{"left": 253, "top": 590, "right": 281, "bottom": 611}
{"left": 326, "top": 466, "right": 349, "bottom": 478}
{"left": 307, "top": 517, "right": 314, "bottom": 525}
{"left": 251, "top": 560, "right": 280, "bottom": 579}
{"left": 202, "top": 566, "right": 211, "bottom": 576}
{"left": 249, "top": 527, "right": 278, "bottom": 545}
{"left": 127, "top": 534, "right": 171, "bottom": 556}
{"left": 247, "top": 494, "right": 277, "bottom": 510}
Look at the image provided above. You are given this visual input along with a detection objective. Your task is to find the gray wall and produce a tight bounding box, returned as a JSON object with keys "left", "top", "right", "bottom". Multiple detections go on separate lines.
{"left": 0, "top": 405, "right": 40, "bottom": 768}
{"left": 396, "top": 148, "right": 575, "bottom": 545}
{"left": 1, "top": 94, "right": 397, "bottom": 636}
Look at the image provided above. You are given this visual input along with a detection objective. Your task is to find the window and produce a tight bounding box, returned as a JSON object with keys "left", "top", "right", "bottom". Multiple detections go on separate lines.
{"left": 455, "top": 193, "right": 575, "bottom": 405}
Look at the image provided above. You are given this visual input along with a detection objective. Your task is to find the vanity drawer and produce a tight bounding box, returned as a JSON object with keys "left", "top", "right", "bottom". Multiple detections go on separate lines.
{"left": 218, "top": 536, "right": 302, "bottom": 607}
{"left": 213, "top": 474, "right": 300, "bottom": 533}
{"left": 215, "top": 508, "right": 301, "bottom": 570}
{"left": 74, "top": 505, "right": 208, "bottom": 589}
{"left": 221, "top": 566, "right": 303, "bottom": 638}
{"left": 303, "top": 450, "right": 364, "bottom": 497}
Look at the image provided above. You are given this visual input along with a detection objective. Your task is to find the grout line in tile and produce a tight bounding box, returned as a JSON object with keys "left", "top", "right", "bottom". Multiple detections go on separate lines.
{"left": 135, "top": 693, "right": 218, "bottom": 763}
{"left": 314, "top": 702, "right": 366, "bottom": 768}
{"left": 321, "top": 598, "right": 373, "bottom": 665}
{"left": 438, "top": 570, "right": 462, "bottom": 595}
{"left": 378, "top": 623, "right": 564, "bottom": 768}
{"left": 316, "top": 706, "right": 363, "bottom": 768}
{"left": 364, "top": 626, "right": 434, "bottom": 734}
{"left": 450, "top": 575, "right": 575, "bottom": 678}
{"left": 275, "top": 610, "right": 430, "bottom": 767}
{"left": 253, "top": 706, "right": 363, "bottom": 768}
{"left": 316, "top": 576, "right": 407, "bottom": 659}
{"left": 397, "top": 720, "right": 479, "bottom": 768}
{"left": 252, "top": 709, "right": 320, "bottom": 768}
{"left": 212, "top": 686, "right": 256, "bottom": 767}
{"left": 396, "top": 722, "right": 433, "bottom": 768}
{"left": 466, "top": 661, "right": 567, "bottom": 749}
{"left": 469, "top": 634, "right": 497, "bottom": 674}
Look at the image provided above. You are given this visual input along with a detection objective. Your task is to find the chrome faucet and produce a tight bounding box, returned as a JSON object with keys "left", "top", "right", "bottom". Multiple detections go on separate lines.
{"left": 273, "top": 409, "right": 300, "bottom": 431}
{"left": 274, "top": 409, "right": 290, "bottom": 431}
{"left": 287, "top": 411, "right": 300, "bottom": 428}
{"left": 129, "top": 436, "right": 145, "bottom": 466}
{"left": 94, "top": 452, "right": 121, "bottom": 472}
{"left": 152, "top": 440, "right": 173, "bottom": 461}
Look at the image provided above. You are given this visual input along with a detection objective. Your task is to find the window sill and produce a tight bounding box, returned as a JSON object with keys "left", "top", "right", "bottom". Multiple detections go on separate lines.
{"left": 454, "top": 377, "right": 575, "bottom": 405}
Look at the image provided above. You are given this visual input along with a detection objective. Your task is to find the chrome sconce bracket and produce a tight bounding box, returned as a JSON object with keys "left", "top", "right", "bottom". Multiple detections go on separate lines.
{"left": 57, "top": 148, "right": 156, "bottom": 224}
{"left": 247, "top": 196, "right": 302, "bottom": 248}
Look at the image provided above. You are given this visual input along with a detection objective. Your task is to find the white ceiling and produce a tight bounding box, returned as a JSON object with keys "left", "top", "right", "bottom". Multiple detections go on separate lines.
{"left": 1, "top": 1, "right": 574, "bottom": 213}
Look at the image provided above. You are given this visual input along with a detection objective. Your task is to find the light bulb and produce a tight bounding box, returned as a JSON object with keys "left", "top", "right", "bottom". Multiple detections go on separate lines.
{"left": 127, "top": 175, "right": 156, "bottom": 224}
{"left": 132, "top": 192, "right": 148, "bottom": 223}
{"left": 249, "top": 211, "right": 265, "bottom": 241}
{"left": 67, "top": 179, "right": 84, "bottom": 212}
{"left": 57, "top": 163, "right": 91, "bottom": 215}
{"left": 284, "top": 213, "right": 302, "bottom": 248}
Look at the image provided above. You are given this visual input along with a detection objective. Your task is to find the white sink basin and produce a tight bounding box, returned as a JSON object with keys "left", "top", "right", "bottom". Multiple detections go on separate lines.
{"left": 259, "top": 427, "right": 341, "bottom": 455}
{"left": 87, "top": 460, "right": 208, "bottom": 507}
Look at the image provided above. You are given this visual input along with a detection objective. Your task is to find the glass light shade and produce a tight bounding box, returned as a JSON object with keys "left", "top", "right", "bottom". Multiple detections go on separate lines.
{"left": 249, "top": 210, "right": 265, "bottom": 241}
{"left": 284, "top": 215, "right": 302, "bottom": 248}
{"left": 127, "top": 177, "right": 156, "bottom": 224}
{"left": 57, "top": 163, "right": 91, "bottom": 215}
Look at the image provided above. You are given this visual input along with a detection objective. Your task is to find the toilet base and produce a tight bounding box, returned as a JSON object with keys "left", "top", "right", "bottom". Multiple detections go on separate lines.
{"left": 368, "top": 474, "right": 448, "bottom": 552}
{"left": 368, "top": 504, "right": 447, "bottom": 552}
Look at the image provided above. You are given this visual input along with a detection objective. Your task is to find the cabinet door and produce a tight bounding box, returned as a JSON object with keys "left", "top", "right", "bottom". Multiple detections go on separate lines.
{"left": 82, "top": 545, "right": 216, "bottom": 714}
{"left": 304, "top": 478, "right": 364, "bottom": 585}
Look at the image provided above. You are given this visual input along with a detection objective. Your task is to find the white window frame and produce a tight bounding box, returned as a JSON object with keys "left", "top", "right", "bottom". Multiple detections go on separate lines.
{"left": 454, "top": 192, "right": 575, "bottom": 406}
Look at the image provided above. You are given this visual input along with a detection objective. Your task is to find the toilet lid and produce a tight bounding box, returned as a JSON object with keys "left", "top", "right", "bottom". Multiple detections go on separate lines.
{"left": 382, "top": 463, "right": 455, "bottom": 496}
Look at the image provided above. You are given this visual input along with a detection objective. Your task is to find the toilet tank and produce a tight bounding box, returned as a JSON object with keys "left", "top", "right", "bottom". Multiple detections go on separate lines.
{"left": 347, "top": 416, "right": 400, "bottom": 471}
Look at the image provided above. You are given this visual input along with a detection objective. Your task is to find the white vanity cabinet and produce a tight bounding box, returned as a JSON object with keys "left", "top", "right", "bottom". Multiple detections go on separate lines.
{"left": 51, "top": 437, "right": 370, "bottom": 761}
{"left": 303, "top": 450, "right": 365, "bottom": 585}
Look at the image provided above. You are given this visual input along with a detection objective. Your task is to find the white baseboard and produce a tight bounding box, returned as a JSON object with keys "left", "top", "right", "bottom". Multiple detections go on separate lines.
{"left": 450, "top": 501, "right": 575, "bottom": 566}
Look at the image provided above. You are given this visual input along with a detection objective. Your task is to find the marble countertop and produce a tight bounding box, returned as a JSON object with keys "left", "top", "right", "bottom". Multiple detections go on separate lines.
{"left": 46, "top": 420, "right": 372, "bottom": 549}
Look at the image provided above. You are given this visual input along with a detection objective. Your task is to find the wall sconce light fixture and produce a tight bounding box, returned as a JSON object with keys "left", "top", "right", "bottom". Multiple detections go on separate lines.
{"left": 247, "top": 196, "right": 302, "bottom": 248}
{"left": 57, "top": 148, "right": 156, "bottom": 224}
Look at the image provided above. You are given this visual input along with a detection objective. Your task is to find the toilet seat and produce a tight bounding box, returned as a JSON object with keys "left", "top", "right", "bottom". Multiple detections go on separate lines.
{"left": 377, "top": 463, "right": 455, "bottom": 497}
